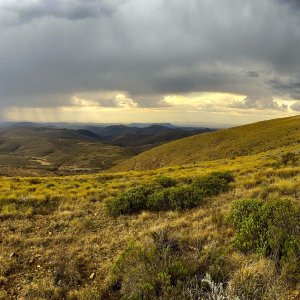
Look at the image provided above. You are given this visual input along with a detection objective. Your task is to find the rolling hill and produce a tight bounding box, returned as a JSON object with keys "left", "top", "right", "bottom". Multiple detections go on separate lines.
{"left": 0, "top": 124, "right": 212, "bottom": 175}
{"left": 0, "top": 127, "right": 133, "bottom": 175}
{"left": 113, "top": 115, "right": 300, "bottom": 171}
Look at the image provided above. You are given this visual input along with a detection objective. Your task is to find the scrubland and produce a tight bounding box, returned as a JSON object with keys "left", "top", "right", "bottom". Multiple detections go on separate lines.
{"left": 0, "top": 144, "right": 299, "bottom": 299}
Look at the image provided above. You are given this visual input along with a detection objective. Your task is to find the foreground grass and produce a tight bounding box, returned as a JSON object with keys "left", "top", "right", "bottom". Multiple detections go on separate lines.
{"left": 0, "top": 147, "right": 299, "bottom": 299}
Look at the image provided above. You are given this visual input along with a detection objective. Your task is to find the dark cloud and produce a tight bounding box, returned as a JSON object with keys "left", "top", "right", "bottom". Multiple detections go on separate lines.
{"left": 246, "top": 71, "right": 259, "bottom": 78}
{"left": 0, "top": 0, "right": 300, "bottom": 112}
{"left": 3, "top": 0, "right": 125, "bottom": 22}
{"left": 268, "top": 77, "right": 300, "bottom": 99}
{"left": 276, "top": 0, "right": 300, "bottom": 10}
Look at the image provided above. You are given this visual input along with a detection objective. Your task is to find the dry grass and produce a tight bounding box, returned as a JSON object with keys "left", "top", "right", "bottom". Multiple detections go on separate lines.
{"left": 0, "top": 146, "right": 299, "bottom": 298}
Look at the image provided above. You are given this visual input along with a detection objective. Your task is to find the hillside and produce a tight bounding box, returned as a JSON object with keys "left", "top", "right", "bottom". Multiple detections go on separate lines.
{"left": 113, "top": 115, "right": 300, "bottom": 171}
{"left": 0, "top": 127, "right": 133, "bottom": 175}
{"left": 0, "top": 143, "right": 299, "bottom": 299}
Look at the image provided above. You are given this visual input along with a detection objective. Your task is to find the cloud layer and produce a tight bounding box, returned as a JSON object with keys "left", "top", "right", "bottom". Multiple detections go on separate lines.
{"left": 0, "top": 0, "right": 299, "bottom": 121}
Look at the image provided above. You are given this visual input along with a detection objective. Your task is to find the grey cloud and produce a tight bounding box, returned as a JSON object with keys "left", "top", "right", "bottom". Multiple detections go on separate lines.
{"left": 2, "top": 0, "right": 125, "bottom": 22}
{"left": 290, "top": 102, "right": 300, "bottom": 111}
{"left": 246, "top": 71, "right": 259, "bottom": 78}
{"left": 276, "top": 0, "right": 300, "bottom": 10}
{"left": 0, "top": 0, "right": 300, "bottom": 111}
{"left": 230, "top": 95, "right": 288, "bottom": 111}
{"left": 268, "top": 77, "right": 300, "bottom": 99}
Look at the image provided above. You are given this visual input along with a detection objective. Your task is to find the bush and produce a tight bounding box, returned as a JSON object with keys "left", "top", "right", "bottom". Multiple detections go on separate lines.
{"left": 154, "top": 176, "right": 177, "bottom": 188}
{"left": 228, "top": 198, "right": 300, "bottom": 272}
{"left": 104, "top": 229, "right": 199, "bottom": 299}
{"left": 192, "top": 172, "right": 234, "bottom": 197}
{"left": 147, "top": 186, "right": 203, "bottom": 211}
{"left": 105, "top": 185, "right": 151, "bottom": 216}
{"left": 106, "top": 172, "right": 234, "bottom": 216}
{"left": 168, "top": 186, "right": 203, "bottom": 210}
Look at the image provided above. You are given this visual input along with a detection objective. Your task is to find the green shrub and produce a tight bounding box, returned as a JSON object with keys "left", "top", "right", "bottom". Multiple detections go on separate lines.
{"left": 105, "top": 186, "right": 149, "bottom": 216}
{"left": 228, "top": 198, "right": 300, "bottom": 272}
{"left": 147, "top": 186, "right": 203, "bottom": 211}
{"left": 105, "top": 230, "right": 199, "bottom": 299}
{"left": 106, "top": 172, "right": 234, "bottom": 216}
{"left": 154, "top": 176, "right": 177, "bottom": 188}
{"left": 192, "top": 172, "right": 233, "bottom": 196}
{"left": 167, "top": 186, "right": 203, "bottom": 210}
{"left": 104, "top": 229, "right": 236, "bottom": 299}
{"left": 147, "top": 189, "right": 170, "bottom": 211}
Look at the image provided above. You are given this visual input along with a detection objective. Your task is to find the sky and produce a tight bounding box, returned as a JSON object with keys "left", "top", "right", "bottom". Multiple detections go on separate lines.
{"left": 0, "top": 0, "right": 300, "bottom": 125}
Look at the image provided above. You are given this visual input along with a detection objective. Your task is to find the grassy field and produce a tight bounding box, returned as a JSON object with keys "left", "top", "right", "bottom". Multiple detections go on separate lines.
{"left": 113, "top": 115, "right": 300, "bottom": 171}
{"left": 0, "top": 143, "right": 299, "bottom": 299}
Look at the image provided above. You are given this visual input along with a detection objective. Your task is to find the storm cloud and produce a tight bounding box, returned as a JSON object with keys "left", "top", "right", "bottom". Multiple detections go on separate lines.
{"left": 0, "top": 0, "right": 300, "bottom": 114}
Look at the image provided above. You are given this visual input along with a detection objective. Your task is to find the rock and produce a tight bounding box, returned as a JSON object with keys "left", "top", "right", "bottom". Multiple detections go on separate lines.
{"left": 9, "top": 252, "right": 16, "bottom": 258}
{"left": 89, "top": 272, "right": 95, "bottom": 279}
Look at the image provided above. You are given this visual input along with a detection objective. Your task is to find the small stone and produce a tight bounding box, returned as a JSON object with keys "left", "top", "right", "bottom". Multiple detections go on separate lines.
{"left": 9, "top": 252, "right": 16, "bottom": 258}
{"left": 89, "top": 272, "right": 95, "bottom": 279}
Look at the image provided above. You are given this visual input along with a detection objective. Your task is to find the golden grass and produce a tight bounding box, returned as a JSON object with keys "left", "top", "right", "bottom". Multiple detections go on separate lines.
{"left": 113, "top": 115, "right": 300, "bottom": 171}
{"left": 0, "top": 146, "right": 299, "bottom": 298}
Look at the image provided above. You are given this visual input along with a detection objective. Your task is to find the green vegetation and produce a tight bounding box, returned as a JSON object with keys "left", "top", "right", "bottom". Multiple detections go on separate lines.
{"left": 228, "top": 198, "right": 300, "bottom": 279}
{"left": 105, "top": 172, "right": 232, "bottom": 216}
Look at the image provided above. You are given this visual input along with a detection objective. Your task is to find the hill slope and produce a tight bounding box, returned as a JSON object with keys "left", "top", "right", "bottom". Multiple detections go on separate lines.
{"left": 0, "top": 127, "right": 133, "bottom": 175}
{"left": 113, "top": 115, "right": 300, "bottom": 171}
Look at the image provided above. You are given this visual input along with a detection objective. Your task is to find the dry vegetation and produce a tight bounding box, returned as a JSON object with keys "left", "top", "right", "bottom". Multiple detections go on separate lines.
{"left": 114, "top": 115, "right": 300, "bottom": 171}
{"left": 0, "top": 127, "right": 133, "bottom": 176}
{"left": 0, "top": 143, "right": 299, "bottom": 299}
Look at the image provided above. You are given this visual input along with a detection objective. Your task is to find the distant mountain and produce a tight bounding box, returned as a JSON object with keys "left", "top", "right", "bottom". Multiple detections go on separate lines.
{"left": 112, "top": 115, "right": 300, "bottom": 171}
{"left": 127, "top": 123, "right": 178, "bottom": 129}
{"left": 84, "top": 124, "right": 214, "bottom": 152}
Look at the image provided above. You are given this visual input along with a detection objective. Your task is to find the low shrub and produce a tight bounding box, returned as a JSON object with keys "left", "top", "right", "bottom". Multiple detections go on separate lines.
{"left": 105, "top": 183, "right": 161, "bottom": 216}
{"left": 192, "top": 172, "right": 234, "bottom": 196}
{"left": 228, "top": 198, "right": 300, "bottom": 275}
{"left": 106, "top": 172, "right": 234, "bottom": 216}
{"left": 104, "top": 229, "right": 200, "bottom": 299}
{"left": 104, "top": 230, "right": 236, "bottom": 299}
{"left": 154, "top": 176, "right": 177, "bottom": 188}
{"left": 167, "top": 186, "right": 203, "bottom": 210}
{"left": 147, "top": 186, "right": 203, "bottom": 211}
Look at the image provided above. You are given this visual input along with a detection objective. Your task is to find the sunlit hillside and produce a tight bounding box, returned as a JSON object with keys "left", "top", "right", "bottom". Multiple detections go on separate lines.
{"left": 113, "top": 116, "right": 300, "bottom": 171}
